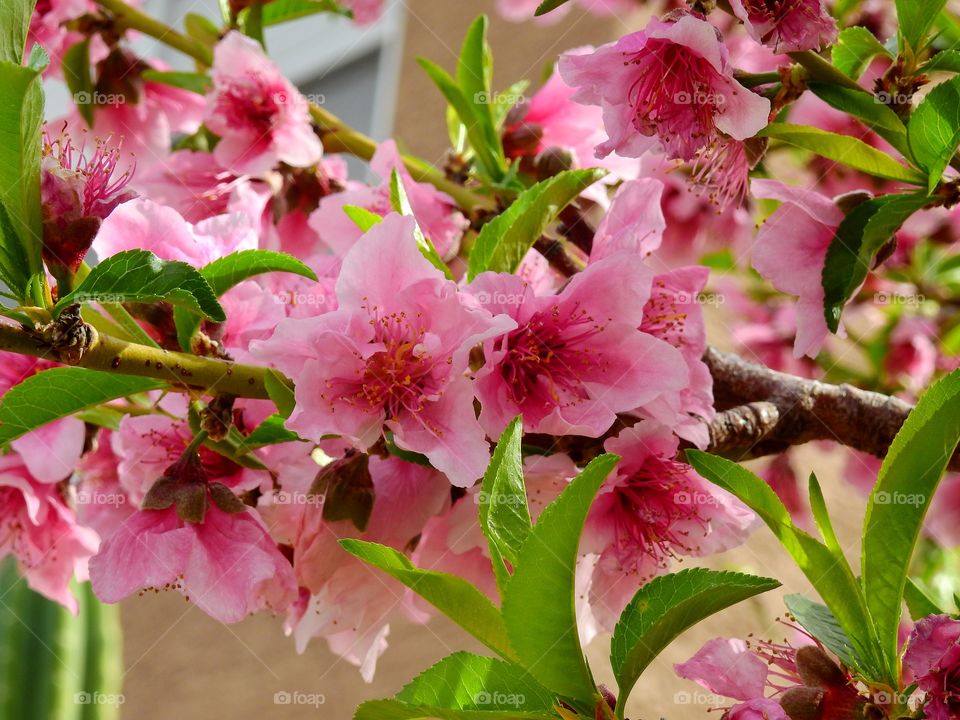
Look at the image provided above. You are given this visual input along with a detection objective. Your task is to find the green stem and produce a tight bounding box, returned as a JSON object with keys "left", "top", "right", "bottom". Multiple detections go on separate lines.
{"left": 93, "top": 0, "right": 493, "bottom": 212}
{"left": 788, "top": 50, "right": 867, "bottom": 92}
{"left": 95, "top": 0, "right": 214, "bottom": 65}
{"left": 734, "top": 70, "right": 781, "bottom": 88}
{"left": 0, "top": 324, "right": 271, "bottom": 399}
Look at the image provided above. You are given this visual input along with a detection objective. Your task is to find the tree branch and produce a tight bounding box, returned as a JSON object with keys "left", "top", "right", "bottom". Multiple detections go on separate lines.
{"left": 702, "top": 347, "right": 960, "bottom": 471}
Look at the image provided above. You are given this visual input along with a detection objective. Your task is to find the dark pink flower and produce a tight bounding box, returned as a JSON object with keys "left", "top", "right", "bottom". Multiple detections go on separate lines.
{"left": 903, "top": 615, "right": 960, "bottom": 720}
{"left": 206, "top": 32, "right": 322, "bottom": 175}
{"left": 559, "top": 14, "right": 770, "bottom": 161}
{"left": 730, "top": 0, "right": 838, "bottom": 53}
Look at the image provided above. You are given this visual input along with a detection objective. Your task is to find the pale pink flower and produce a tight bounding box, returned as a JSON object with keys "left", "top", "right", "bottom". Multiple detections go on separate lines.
{"left": 89, "top": 503, "right": 296, "bottom": 623}
{"left": 470, "top": 254, "right": 688, "bottom": 437}
{"left": 589, "top": 178, "right": 666, "bottom": 263}
{"left": 584, "top": 423, "right": 755, "bottom": 625}
{"left": 675, "top": 637, "right": 769, "bottom": 701}
{"left": 343, "top": 0, "right": 384, "bottom": 24}
{"left": 252, "top": 214, "right": 512, "bottom": 486}
{"left": 884, "top": 315, "right": 938, "bottom": 397}
{"left": 497, "top": 0, "right": 637, "bottom": 23}
{"left": 730, "top": 0, "right": 838, "bottom": 53}
{"left": 28, "top": 0, "right": 97, "bottom": 77}
{"left": 310, "top": 140, "right": 468, "bottom": 260}
{"left": 0, "top": 454, "right": 98, "bottom": 612}
{"left": 726, "top": 699, "right": 790, "bottom": 719}
{"left": 903, "top": 615, "right": 960, "bottom": 720}
{"left": 206, "top": 32, "right": 322, "bottom": 176}
{"left": 750, "top": 179, "right": 845, "bottom": 359}
{"left": 132, "top": 150, "right": 239, "bottom": 223}
{"left": 74, "top": 431, "right": 135, "bottom": 542}
{"left": 559, "top": 14, "right": 770, "bottom": 161}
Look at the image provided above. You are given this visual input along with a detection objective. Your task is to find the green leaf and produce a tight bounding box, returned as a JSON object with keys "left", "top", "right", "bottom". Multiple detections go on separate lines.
{"left": 535, "top": 0, "right": 573, "bottom": 16}
{"left": 467, "top": 169, "right": 605, "bottom": 281}
{"left": 239, "top": 0, "right": 265, "bottom": 44}
{"left": 57, "top": 249, "right": 225, "bottom": 321}
{"left": 456, "top": 16, "right": 500, "bottom": 166}
{"left": 389, "top": 170, "right": 453, "bottom": 279}
{"left": 183, "top": 13, "right": 222, "bottom": 45}
{"left": 861, "top": 369, "right": 960, "bottom": 679}
{"left": 0, "top": 368, "right": 164, "bottom": 446}
{"left": 418, "top": 57, "right": 505, "bottom": 182}
{"left": 832, "top": 27, "right": 891, "bottom": 79}
{"left": 343, "top": 205, "right": 383, "bottom": 232}
{"left": 922, "top": 49, "right": 960, "bottom": 73}
{"left": 340, "top": 540, "right": 515, "bottom": 661}
{"left": 904, "top": 578, "right": 945, "bottom": 620}
{"left": 0, "top": 61, "right": 44, "bottom": 295}
{"left": 758, "top": 124, "right": 923, "bottom": 184}
{"left": 804, "top": 82, "right": 911, "bottom": 156}
{"left": 896, "top": 0, "right": 947, "bottom": 51}
{"left": 141, "top": 69, "right": 212, "bottom": 95}
{"left": 25, "top": 44, "right": 48, "bottom": 73}
{"left": 611, "top": 569, "right": 780, "bottom": 709}
{"left": 821, "top": 192, "right": 930, "bottom": 332}
{"left": 478, "top": 417, "right": 531, "bottom": 572}
{"left": 256, "top": 0, "right": 348, "bottom": 25}
{"left": 686, "top": 450, "right": 887, "bottom": 682}
{"left": 354, "top": 700, "right": 555, "bottom": 720}
{"left": 62, "top": 39, "right": 95, "bottom": 126}
{"left": 784, "top": 595, "right": 867, "bottom": 672}
{"left": 808, "top": 473, "right": 843, "bottom": 556}
{"left": 908, "top": 76, "right": 960, "bottom": 191}
{"left": 243, "top": 414, "right": 302, "bottom": 448}
{"left": 0, "top": 0, "right": 33, "bottom": 64}
{"left": 264, "top": 369, "right": 296, "bottom": 418}
{"left": 501, "top": 454, "right": 619, "bottom": 702}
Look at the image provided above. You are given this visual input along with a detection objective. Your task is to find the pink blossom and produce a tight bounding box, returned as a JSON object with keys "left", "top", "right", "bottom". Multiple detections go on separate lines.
{"left": 206, "top": 32, "right": 322, "bottom": 176}
{"left": 74, "top": 431, "right": 134, "bottom": 541}
{"left": 584, "top": 423, "right": 755, "bottom": 625}
{"left": 885, "top": 315, "right": 938, "bottom": 397}
{"left": 497, "top": 0, "right": 637, "bottom": 23}
{"left": 28, "top": 0, "right": 96, "bottom": 76}
{"left": 470, "top": 254, "right": 688, "bottom": 437}
{"left": 89, "top": 503, "right": 296, "bottom": 623}
{"left": 675, "top": 637, "right": 769, "bottom": 701}
{"left": 252, "top": 214, "right": 511, "bottom": 486}
{"left": 0, "top": 455, "right": 98, "bottom": 612}
{"left": 93, "top": 197, "right": 257, "bottom": 266}
{"left": 589, "top": 178, "right": 666, "bottom": 262}
{"left": 638, "top": 266, "right": 715, "bottom": 447}
{"left": 132, "top": 150, "right": 239, "bottom": 223}
{"left": 760, "top": 453, "right": 808, "bottom": 522}
{"left": 343, "top": 0, "right": 384, "bottom": 25}
{"left": 310, "top": 140, "right": 468, "bottom": 260}
{"left": 750, "top": 179, "right": 845, "bottom": 358}
{"left": 559, "top": 14, "right": 770, "bottom": 161}
{"left": 903, "top": 615, "right": 960, "bottom": 720}
{"left": 726, "top": 698, "right": 790, "bottom": 719}
{"left": 730, "top": 0, "right": 838, "bottom": 53}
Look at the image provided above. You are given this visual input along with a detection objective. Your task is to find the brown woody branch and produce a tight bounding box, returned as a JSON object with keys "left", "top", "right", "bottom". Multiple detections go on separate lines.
{"left": 703, "top": 347, "right": 960, "bottom": 471}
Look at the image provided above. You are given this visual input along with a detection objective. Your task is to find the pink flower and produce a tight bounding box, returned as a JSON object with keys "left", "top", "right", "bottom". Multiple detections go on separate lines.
{"left": 470, "top": 254, "right": 688, "bottom": 437}
{"left": 343, "top": 0, "right": 384, "bottom": 24}
{"left": 206, "top": 32, "right": 322, "bottom": 176}
{"left": 89, "top": 503, "right": 296, "bottom": 623}
{"left": 93, "top": 197, "right": 257, "bottom": 266}
{"left": 559, "top": 14, "right": 770, "bottom": 161}
{"left": 310, "top": 140, "right": 468, "bottom": 260}
{"left": 903, "top": 615, "right": 960, "bottom": 720}
{"left": 252, "top": 214, "right": 511, "bottom": 486}
{"left": 750, "top": 179, "right": 845, "bottom": 358}
{"left": 497, "top": 0, "right": 637, "bottom": 23}
{"left": 638, "top": 266, "right": 715, "bottom": 447}
{"left": 28, "top": 0, "right": 95, "bottom": 77}
{"left": 675, "top": 637, "right": 769, "bottom": 701}
{"left": 884, "top": 315, "right": 938, "bottom": 397}
{"left": 0, "top": 454, "right": 98, "bottom": 612}
{"left": 132, "top": 150, "right": 239, "bottom": 223}
{"left": 760, "top": 452, "right": 808, "bottom": 522}
{"left": 74, "top": 431, "right": 135, "bottom": 541}
{"left": 589, "top": 178, "right": 666, "bottom": 262}
{"left": 726, "top": 698, "right": 790, "bottom": 719}
{"left": 730, "top": 0, "right": 838, "bottom": 53}
{"left": 584, "top": 423, "right": 755, "bottom": 625}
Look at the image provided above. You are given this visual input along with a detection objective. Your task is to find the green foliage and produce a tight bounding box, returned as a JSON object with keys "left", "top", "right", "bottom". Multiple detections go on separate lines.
{"left": 0, "top": 368, "right": 163, "bottom": 446}
{"left": 611, "top": 569, "right": 779, "bottom": 716}
{"left": 784, "top": 595, "right": 867, "bottom": 672}
{"left": 389, "top": 170, "right": 453, "bottom": 279}
{"left": 861, "top": 369, "right": 960, "bottom": 678}
{"left": 62, "top": 39, "right": 95, "bottom": 126}
{"left": 896, "top": 0, "right": 948, "bottom": 52}
{"left": 832, "top": 27, "right": 892, "bottom": 79}
{"left": 467, "top": 169, "right": 605, "bottom": 281}
{"left": 0, "top": 0, "right": 35, "bottom": 65}
{"left": 57, "top": 250, "right": 225, "bottom": 321}
{"left": 908, "top": 76, "right": 960, "bottom": 192}
{"left": 804, "top": 83, "right": 911, "bottom": 156}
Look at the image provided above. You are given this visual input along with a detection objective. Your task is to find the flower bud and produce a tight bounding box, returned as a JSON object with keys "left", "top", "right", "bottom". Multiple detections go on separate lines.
{"left": 309, "top": 450, "right": 375, "bottom": 531}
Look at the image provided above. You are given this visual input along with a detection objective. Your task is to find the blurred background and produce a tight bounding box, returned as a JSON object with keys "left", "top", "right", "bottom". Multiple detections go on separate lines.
{"left": 34, "top": 1, "right": 870, "bottom": 717}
